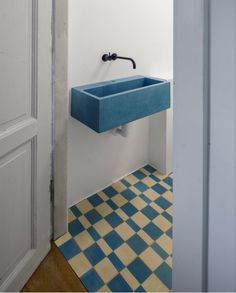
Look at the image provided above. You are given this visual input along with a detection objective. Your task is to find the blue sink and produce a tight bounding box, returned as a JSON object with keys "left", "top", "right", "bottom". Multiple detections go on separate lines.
{"left": 71, "top": 75, "right": 171, "bottom": 133}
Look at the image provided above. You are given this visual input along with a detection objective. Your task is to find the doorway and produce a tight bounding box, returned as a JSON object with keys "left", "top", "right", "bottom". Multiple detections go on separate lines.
{"left": 53, "top": 0, "right": 209, "bottom": 292}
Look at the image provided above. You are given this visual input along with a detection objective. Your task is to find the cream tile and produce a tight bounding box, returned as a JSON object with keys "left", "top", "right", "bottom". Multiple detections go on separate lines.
{"left": 120, "top": 268, "right": 139, "bottom": 290}
{"left": 150, "top": 202, "right": 164, "bottom": 214}
{"left": 157, "top": 234, "right": 172, "bottom": 255}
{"left": 96, "top": 202, "right": 113, "bottom": 217}
{"left": 130, "top": 197, "right": 147, "bottom": 210}
{"left": 153, "top": 215, "right": 172, "bottom": 233}
{"left": 112, "top": 194, "right": 128, "bottom": 207}
{"left": 74, "top": 230, "right": 94, "bottom": 251}
{"left": 124, "top": 174, "right": 139, "bottom": 185}
{"left": 68, "top": 210, "right": 76, "bottom": 223}
{"left": 159, "top": 180, "right": 171, "bottom": 190}
{"left": 69, "top": 253, "right": 91, "bottom": 277}
{"left": 131, "top": 212, "right": 150, "bottom": 228}
{"left": 94, "top": 219, "right": 113, "bottom": 237}
{"left": 142, "top": 274, "right": 169, "bottom": 292}
{"left": 100, "top": 285, "right": 111, "bottom": 292}
{"left": 78, "top": 215, "right": 91, "bottom": 229}
{"left": 55, "top": 232, "right": 72, "bottom": 247}
{"left": 97, "top": 191, "right": 109, "bottom": 201}
{"left": 116, "top": 208, "right": 129, "bottom": 221}
{"left": 144, "top": 189, "right": 160, "bottom": 201}
{"left": 165, "top": 256, "right": 173, "bottom": 268}
{"left": 137, "top": 230, "right": 153, "bottom": 245}
{"left": 139, "top": 167, "right": 151, "bottom": 176}
{"left": 97, "top": 238, "right": 112, "bottom": 256}
{"left": 140, "top": 247, "right": 163, "bottom": 271}
{"left": 153, "top": 171, "right": 167, "bottom": 180}
{"left": 166, "top": 206, "right": 173, "bottom": 217}
{"left": 112, "top": 181, "right": 127, "bottom": 193}
{"left": 77, "top": 200, "right": 93, "bottom": 214}
{"left": 115, "top": 222, "right": 135, "bottom": 241}
{"left": 115, "top": 243, "right": 137, "bottom": 266}
{"left": 141, "top": 177, "right": 157, "bottom": 187}
{"left": 95, "top": 258, "right": 118, "bottom": 283}
{"left": 129, "top": 185, "right": 141, "bottom": 195}
{"left": 163, "top": 191, "right": 173, "bottom": 203}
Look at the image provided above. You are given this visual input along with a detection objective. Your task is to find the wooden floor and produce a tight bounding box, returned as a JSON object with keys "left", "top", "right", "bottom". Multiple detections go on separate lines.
{"left": 22, "top": 243, "right": 86, "bottom": 292}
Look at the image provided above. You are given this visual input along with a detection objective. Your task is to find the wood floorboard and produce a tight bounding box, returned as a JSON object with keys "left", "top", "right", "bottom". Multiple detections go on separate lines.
{"left": 22, "top": 243, "right": 87, "bottom": 292}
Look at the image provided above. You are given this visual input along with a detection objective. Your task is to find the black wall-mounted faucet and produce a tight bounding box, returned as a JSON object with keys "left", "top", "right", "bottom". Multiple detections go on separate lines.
{"left": 102, "top": 53, "right": 136, "bottom": 69}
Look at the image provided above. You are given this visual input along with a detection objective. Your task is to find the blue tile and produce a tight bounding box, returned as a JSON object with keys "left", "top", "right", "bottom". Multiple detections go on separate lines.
{"left": 126, "top": 218, "right": 141, "bottom": 232}
{"left": 108, "top": 252, "right": 125, "bottom": 272}
{"left": 87, "top": 226, "right": 100, "bottom": 241}
{"left": 128, "top": 258, "right": 152, "bottom": 283}
{"left": 155, "top": 263, "right": 172, "bottom": 289}
{"left": 140, "top": 193, "right": 152, "bottom": 204}
{"left": 85, "top": 209, "right": 102, "bottom": 225}
{"left": 84, "top": 243, "right": 106, "bottom": 266}
{"left": 152, "top": 183, "right": 167, "bottom": 195}
{"left": 141, "top": 205, "right": 159, "bottom": 220}
{"left": 155, "top": 197, "right": 172, "bottom": 210}
{"left": 104, "top": 231, "right": 124, "bottom": 250}
{"left": 80, "top": 268, "right": 104, "bottom": 292}
{"left": 162, "top": 211, "right": 173, "bottom": 223}
{"left": 132, "top": 170, "right": 146, "bottom": 180}
{"left": 143, "top": 222, "right": 163, "bottom": 240}
{"left": 121, "top": 202, "right": 138, "bottom": 217}
{"left": 166, "top": 227, "right": 172, "bottom": 238}
{"left": 134, "top": 182, "right": 149, "bottom": 192}
{"left": 127, "top": 234, "right": 148, "bottom": 255}
{"left": 103, "top": 186, "right": 118, "bottom": 197}
{"left": 163, "top": 176, "right": 173, "bottom": 187}
{"left": 136, "top": 286, "right": 145, "bottom": 292}
{"left": 108, "top": 274, "right": 132, "bottom": 292}
{"left": 88, "top": 193, "right": 103, "bottom": 207}
{"left": 121, "top": 179, "right": 131, "bottom": 188}
{"left": 151, "top": 243, "right": 169, "bottom": 259}
{"left": 69, "top": 220, "right": 84, "bottom": 237}
{"left": 144, "top": 165, "right": 156, "bottom": 173}
{"left": 150, "top": 174, "right": 161, "bottom": 183}
{"left": 106, "top": 199, "right": 118, "bottom": 210}
{"left": 59, "top": 239, "right": 80, "bottom": 260}
{"left": 70, "top": 205, "right": 82, "bottom": 217}
{"left": 121, "top": 189, "right": 136, "bottom": 201}
{"left": 105, "top": 212, "right": 123, "bottom": 228}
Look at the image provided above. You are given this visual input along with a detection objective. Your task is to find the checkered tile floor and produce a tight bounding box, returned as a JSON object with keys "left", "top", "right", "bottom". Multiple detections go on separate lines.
{"left": 55, "top": 165, "right": 173, "bottom": 292}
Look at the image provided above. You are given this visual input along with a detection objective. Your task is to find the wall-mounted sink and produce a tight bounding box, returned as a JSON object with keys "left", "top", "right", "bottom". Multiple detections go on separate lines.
{"left": 71, "top": 75, "right": 171, "bottom": 133}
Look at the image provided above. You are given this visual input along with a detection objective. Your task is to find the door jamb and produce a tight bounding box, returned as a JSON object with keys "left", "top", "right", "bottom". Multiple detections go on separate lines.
{"left": 172, "top": 0, "right": 210, "bottom": 291}
{"left": 52, "top": 0, "right": 68, "bottom": 239}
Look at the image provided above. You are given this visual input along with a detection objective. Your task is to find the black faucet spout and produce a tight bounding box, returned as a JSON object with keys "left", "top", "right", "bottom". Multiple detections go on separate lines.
{"left": 102, "top": 53, "right": 136, "bottom": 69}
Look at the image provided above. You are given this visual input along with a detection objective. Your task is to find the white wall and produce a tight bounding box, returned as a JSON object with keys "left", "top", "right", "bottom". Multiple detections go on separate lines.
{"left": 208, "top": 0, "right": 236, "bottom": 291}
{"left": 68, "top": 0, "right": 173, "bottom": 206}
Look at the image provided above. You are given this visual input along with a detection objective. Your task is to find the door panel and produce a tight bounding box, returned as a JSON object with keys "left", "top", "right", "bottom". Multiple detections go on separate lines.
{"left": 0, "top": 0, "right": 52, "bottom": 291}
{"left": 0, "top": 0, "right": 31, "bottom": 128}
{"left": 0, "top": 143, "right": 32, "bottom": 280}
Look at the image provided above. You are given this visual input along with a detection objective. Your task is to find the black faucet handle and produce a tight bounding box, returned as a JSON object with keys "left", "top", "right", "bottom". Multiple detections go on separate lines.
{"left": 111, "top": 53, "right": 118, "bottom": 60}
{"left": 102, "top": 54, "right": 110, "bottom": 62}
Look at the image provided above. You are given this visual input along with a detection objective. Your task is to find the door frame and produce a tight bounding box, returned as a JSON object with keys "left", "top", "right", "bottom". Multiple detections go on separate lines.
{"left": 52, "top": 0, "right": 69, "bottom": 239}
{"left": 172, "top": 0, "right": 209, "bottom": 291}
{"left": 53, "top": 0, "right": 210, "bottom": 291}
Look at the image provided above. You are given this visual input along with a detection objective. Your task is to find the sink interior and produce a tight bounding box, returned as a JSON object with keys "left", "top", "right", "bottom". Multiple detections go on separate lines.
{"left": 84, "top": 77, "right": 163, "bottom": 98}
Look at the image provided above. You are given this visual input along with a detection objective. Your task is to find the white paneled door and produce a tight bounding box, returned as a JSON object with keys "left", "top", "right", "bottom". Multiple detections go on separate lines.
{"left": 0, "top": 0, "right": 52, "bottom": 291}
